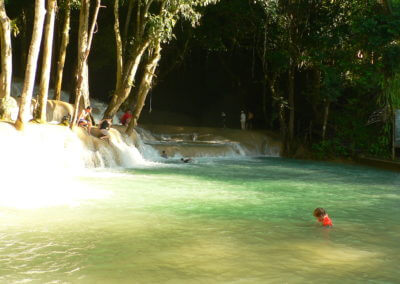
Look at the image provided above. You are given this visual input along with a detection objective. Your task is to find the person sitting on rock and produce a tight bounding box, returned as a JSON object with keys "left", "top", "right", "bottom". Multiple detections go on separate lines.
{"left": 120, "top": 110, "right": 133, "bottom": 126}
{"left": 59, "top": 113, "right": 71, "bottom": 126}
{"left": 98, "top": 117, "right": 112, "bottom": 141}
{"left": 77, "top": 106, "right": 93, "bottom": 133}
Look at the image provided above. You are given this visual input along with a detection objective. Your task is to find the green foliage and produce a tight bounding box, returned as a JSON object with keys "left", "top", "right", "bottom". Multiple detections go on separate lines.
{"left": 379, "top": 73, "right": 400, "bottom": 108}
{"left": 312, "top": 138, "right": 349, "bottom": 159}
{"left": 193, "top": 0, "right": 256, "bottom": 52}
{"left": 10, "top": 19, "right": 19, "bottom": 37}
{"left": 58, "top": 0, "right": 80, "bottom": 10}
{"left": 145, "top": 0, "right": 219, "bottom": 45}
{"left": 368, "top": 122, "right": 392, "bottom": 158}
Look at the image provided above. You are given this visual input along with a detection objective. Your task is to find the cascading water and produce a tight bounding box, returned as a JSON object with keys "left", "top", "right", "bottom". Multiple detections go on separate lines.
{"left": 7, "top": 80, "right": 281, "bottom": 169}
{"left": 135, "top": 125, "right": 280, "bottom": 158}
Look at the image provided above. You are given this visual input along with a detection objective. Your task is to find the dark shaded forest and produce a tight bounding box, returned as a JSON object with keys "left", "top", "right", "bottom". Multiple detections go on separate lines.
{"left": 1, "top": 0, "right": 400, "bottom": 158}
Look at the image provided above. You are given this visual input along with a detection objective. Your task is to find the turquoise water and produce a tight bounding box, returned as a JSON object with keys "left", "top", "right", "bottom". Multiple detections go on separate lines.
{"left": 0, "top": 157, "right": 399, "bottom": 283}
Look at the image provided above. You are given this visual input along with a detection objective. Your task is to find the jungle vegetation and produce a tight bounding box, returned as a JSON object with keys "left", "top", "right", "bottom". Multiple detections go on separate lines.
{"left": 0, "top": 0, "right": 399, "bottom": 159}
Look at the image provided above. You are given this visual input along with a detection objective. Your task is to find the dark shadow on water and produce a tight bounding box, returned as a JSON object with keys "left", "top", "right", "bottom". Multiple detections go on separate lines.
{"left": 127, "top": 157, "right": 400, "bottom": 188}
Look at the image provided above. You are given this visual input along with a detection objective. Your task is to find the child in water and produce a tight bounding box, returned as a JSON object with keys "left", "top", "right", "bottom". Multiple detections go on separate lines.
{"left": 313, "top": 207, "right": 333, "bottom": 227}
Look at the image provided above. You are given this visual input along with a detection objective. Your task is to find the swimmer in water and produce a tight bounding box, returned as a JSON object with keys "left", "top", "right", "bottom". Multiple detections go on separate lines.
{"left": 313, "top": 207, "right": 333, "bottom": 227}
{"left": 181, "top": 157, "right": 192, "bottom": 163}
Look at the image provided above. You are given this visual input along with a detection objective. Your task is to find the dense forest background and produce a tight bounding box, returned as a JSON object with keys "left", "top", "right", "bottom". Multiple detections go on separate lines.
{"left": 1, "top": 0, "right": 400, "bottom": 159}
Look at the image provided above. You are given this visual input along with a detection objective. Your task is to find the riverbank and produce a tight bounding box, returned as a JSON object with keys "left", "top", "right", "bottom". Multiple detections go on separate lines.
{"left": 291, "top": 143, "right": 400, "bottom": 173}
{"left": 352, "top": 156, "right": 400, "bottom": 173}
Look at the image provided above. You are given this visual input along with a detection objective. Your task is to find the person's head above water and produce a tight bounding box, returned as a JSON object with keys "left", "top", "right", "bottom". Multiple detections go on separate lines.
{"left": 85, "top": 106, "right": 92, "bottom": 112}
{"left": 313, "top": 207, "right": 327, "bottom": 219}
{"left": 313, "top": 207, "right": 333, "bottom": 227}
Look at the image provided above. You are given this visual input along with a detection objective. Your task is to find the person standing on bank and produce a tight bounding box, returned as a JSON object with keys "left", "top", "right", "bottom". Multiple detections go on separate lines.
{"left": 221, "top": 112, "right": 227, "bottom": 128}
{"left": 247, "top": 111, "right": 254, "bottom": 129}
{"left": 240, "top": 110, "right": 246, "bottom": 130}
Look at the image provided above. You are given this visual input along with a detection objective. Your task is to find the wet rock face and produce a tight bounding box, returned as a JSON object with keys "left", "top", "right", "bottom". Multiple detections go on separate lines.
{"left": 0, "top": 96, "right": 18, "bottom": 120}
{"left": 14, "top": 98, "right": 76, "bottom": 123}
{"left": 46, "top": 100, "right": 75, "bottom": 123}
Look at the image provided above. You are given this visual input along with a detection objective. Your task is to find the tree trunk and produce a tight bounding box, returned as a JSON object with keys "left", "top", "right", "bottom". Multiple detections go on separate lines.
{"left": 36, "top": 0, "right": 57, "bottom": 122}
{"left": 20, "top": 8, "right": 28, "bottom": 77}
{"left": 261, "top": 76, "right": 268, "bottom": 127}
{"left": 114, "top": 0, "right": 123, "bottom": 91}
{"left": 0, "top": 0, "right": 13, "bottom": 120}
{"left": 122, "top": 0, "right": 134, "bottom": 55}
{"left": 76, "top": 0, "right": 90, "bottom": 108}
{"left": 126, "top": 41, "right": 161, "bottom": 135}
{"left": 71, "top": 0, "right": 101, "bottom": 128}
{"left": 321, "top": 100, "right": 330, "bottom": 141}
{"left": 265, "top": 75, "right": 279, "bottom": 129}
{"left": 260, "top": 23, "right": 268, "bottom": 127}
{"left": 279, "top": 103, "right": 287, "bottom": 142}
{"left": 15, "top": 0, "right": 46, "bottom": 130}
{"left": 288, "top": 64, "right": 295, "bottom": 142}
{"left": 104, "top": 40, "right": 150, "bottom": 118}
{"left": 53, "top": 0, "right": 70, "bottom": 101}
{"left": 392, "top": 107, "right": 395, "bottom": 160}
{"left": 379, "top": 0, "right": 392, "bottom": 14}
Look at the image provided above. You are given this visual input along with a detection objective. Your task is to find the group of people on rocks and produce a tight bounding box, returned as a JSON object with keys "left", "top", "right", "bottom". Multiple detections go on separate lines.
{"left": 59, "top": 107, "right": 134, "bottom": 142}
{"left": 77, "top": 106, "right": 113, "bottom": 141}
{"left": 221, "top": 110, "right": 254, "bottom": 130}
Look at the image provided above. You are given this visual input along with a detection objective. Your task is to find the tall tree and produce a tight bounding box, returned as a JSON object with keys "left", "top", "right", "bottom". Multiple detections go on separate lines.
{"left": 53, "top": 0, "right": 71, "bottom": 101}
{"left": 71, "top": 0, "right": 101, "bottom": 128}
{"left": 15, "top": 0, "right": 46, "bottom": 130}
{"left": 36, "top": 0, "right": 57, "bottom": 122}
{"left": 113, "top": 0, "right": 123, "bottom": 91}
{"left": 75, "top": 0, "right": 91, "bottom": 108}
{"left": 0, "top": 0, "right": 12, "bottom": 120}
{"left": 126, "top": 40, "right": 161, "bottom": 134}
{"left": 104, "top": 0, "right": 218, "bottom": 127}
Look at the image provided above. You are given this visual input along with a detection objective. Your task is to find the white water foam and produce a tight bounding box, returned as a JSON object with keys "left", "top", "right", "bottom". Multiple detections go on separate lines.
{"left": 0, "top": 123, "right": 113, "bottom": 209}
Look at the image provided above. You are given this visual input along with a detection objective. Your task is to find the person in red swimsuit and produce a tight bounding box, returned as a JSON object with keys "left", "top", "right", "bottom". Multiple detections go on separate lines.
{"left": 120, "top": 110, "right": 133, "bottom": 126}
{"left": 313, "top": 207, "right": 333, "bottom": 227}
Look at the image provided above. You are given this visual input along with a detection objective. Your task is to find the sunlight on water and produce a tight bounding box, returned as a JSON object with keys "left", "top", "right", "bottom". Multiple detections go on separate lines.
{"left": 0, "top": 123, "right": 147, "bottom": 209}
{"left": 0, "top": 157, "right": 399, "bottom": 282}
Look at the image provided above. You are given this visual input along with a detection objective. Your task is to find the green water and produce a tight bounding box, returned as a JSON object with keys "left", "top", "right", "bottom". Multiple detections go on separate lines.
{"left": 1, "top": 157, "right": 399, "bottom": 283}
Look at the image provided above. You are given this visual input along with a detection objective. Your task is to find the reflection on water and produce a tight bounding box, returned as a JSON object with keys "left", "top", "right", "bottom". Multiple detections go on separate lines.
{"left": 0, "top": 157, "right": 399, "bottom": 283}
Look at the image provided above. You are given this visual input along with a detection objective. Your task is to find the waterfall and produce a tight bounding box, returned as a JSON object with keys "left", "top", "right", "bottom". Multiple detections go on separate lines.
{"left": 5, "top": 80, "right": 281, "bottom": 171}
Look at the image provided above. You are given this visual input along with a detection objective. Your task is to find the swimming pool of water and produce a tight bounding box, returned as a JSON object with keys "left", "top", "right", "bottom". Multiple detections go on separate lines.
{"left": 0, "top": 157, "right": 399, "bottom": 283}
